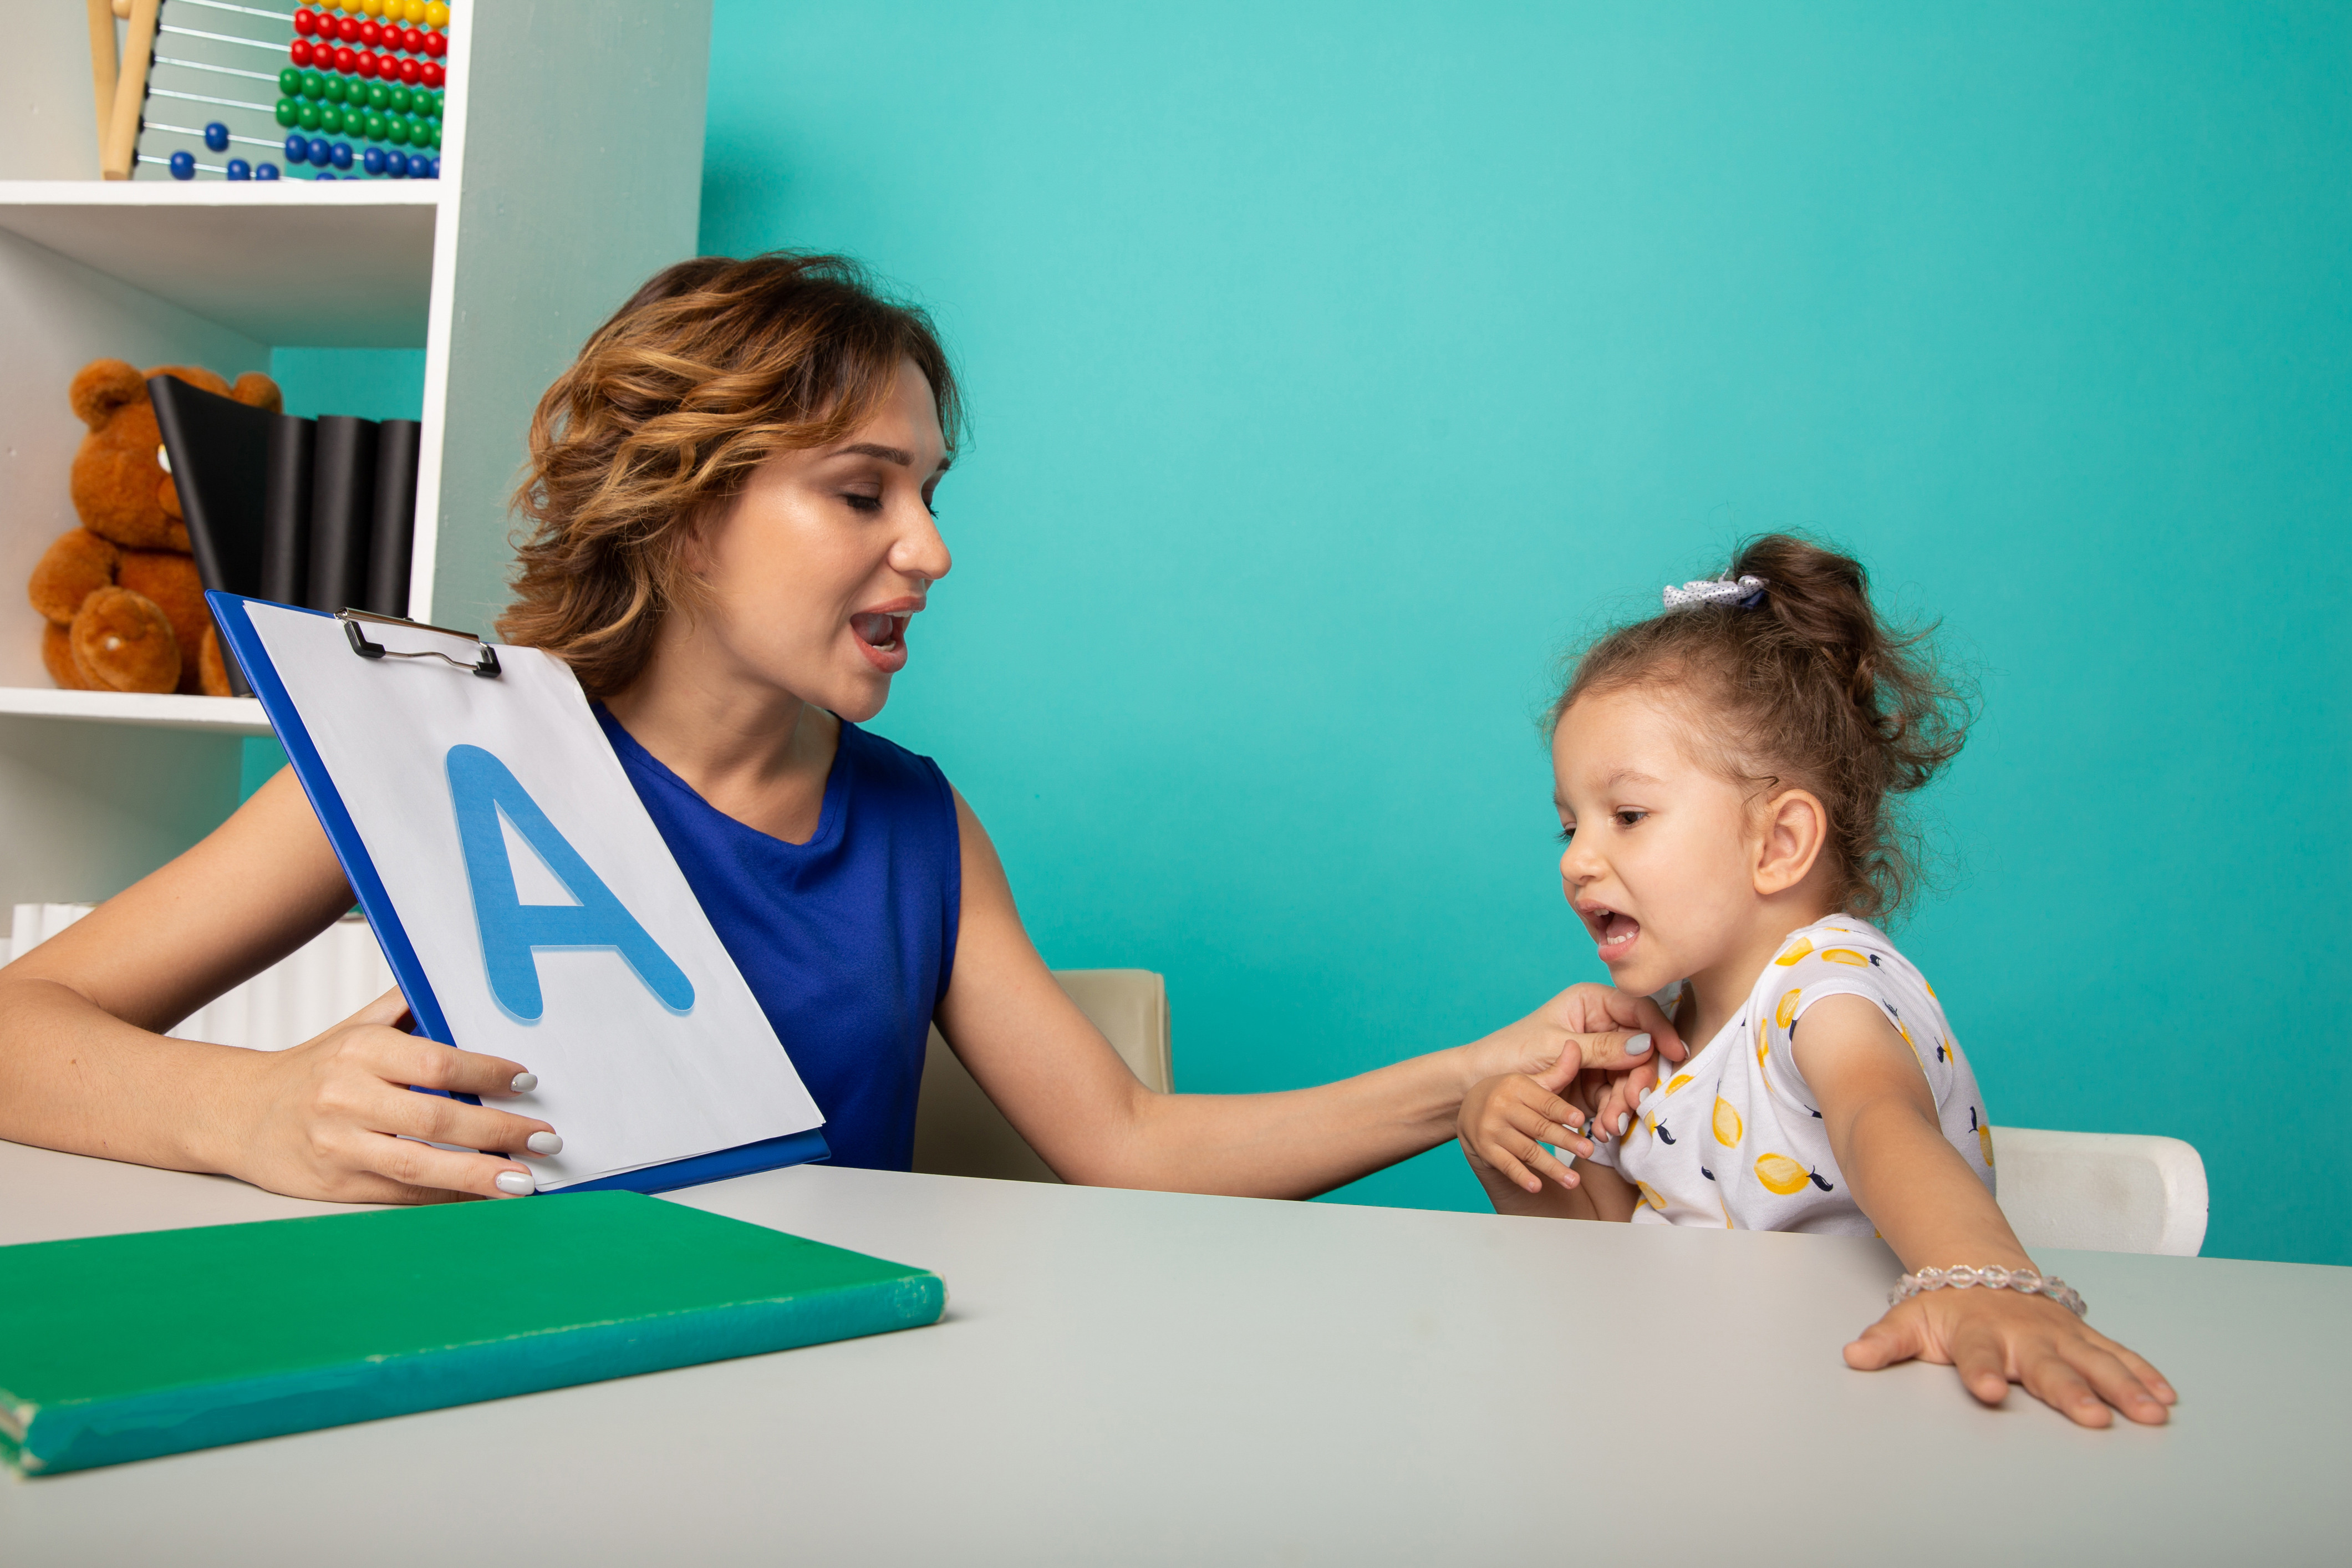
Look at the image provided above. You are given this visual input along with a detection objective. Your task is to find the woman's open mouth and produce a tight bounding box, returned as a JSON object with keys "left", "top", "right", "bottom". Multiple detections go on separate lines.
{"left": 851, "top": 612, "right": 911, "bottom": 673}
{"left": 1579, "top": 902, "right": 1640, "bottom": 963}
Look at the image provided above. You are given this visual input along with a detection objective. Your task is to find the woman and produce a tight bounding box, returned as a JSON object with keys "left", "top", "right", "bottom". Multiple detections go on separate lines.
{"left": 0, "top": 253, "right": 1676, "bottom": 1204}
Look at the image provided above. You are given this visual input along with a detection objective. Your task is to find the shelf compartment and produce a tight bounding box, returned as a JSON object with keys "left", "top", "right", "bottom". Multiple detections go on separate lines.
{"left": 0, "top": 685, "right": 272, "bottom": 736}
{"left": 0, "top": 182, "right": 436, "bottom": 347}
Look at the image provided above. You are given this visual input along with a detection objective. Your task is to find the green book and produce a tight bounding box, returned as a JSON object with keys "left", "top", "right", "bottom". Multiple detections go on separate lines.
{"left": 0, "top": 1192, "right": 944, "bottom": 1476}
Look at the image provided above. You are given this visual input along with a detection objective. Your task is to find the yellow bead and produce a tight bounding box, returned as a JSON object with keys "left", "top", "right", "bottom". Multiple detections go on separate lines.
{"left": 361, "top": 0, "right": 384, "bottom": 16}
{"left": 404, "top": 0, "right": 425, "bottom": 21}
{"left": 425, "top": 2, "right": 449, "bottom": 27}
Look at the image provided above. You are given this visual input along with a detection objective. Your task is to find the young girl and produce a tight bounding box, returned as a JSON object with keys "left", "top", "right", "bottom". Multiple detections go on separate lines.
{"left": 1458, "top": 534, "right": 2176, "bottom": 1428}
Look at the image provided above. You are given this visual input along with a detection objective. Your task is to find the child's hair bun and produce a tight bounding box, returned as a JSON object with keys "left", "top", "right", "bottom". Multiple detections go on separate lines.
{"left": 1557, "top": 532, "right": 1973, "bottom": 922}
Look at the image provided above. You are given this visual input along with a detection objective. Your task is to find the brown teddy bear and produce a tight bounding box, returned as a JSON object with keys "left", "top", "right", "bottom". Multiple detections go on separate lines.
{"left": 28, "top": 359, "right": 280, "bottom": 696}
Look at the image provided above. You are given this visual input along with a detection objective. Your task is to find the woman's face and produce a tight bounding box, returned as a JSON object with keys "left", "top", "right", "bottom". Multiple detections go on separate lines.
{"left": 683, "top": 359, "right": 951, "bottom": 721}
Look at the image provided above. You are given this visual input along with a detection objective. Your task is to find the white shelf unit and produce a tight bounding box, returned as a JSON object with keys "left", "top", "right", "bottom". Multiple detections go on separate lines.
{"left": 0, "top": 0, "right": 711, "bottom": 908}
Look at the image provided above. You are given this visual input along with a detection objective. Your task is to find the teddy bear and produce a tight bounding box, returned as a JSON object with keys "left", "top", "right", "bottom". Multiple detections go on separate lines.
{"left": 27, "top": 359, "right": 280, "bottom": 696}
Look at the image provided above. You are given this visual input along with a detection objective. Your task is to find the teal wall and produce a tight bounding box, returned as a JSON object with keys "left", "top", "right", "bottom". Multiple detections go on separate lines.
{"left": 701, "top": 2, "right": 2350, "bottom": 1263}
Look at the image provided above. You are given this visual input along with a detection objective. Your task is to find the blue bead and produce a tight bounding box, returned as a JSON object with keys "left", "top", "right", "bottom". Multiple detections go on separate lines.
{"left": 168, "top": 150, "right": 196, "bottom": 180}
{"left": 385, "top": 151, "right": 408, "bottom": 179}
{"left": 307, "top": 135, "right": 331, "bottom": 165}
{"left": 418, "top": 155, "right": 438, "bottom": 179}
{"left": 329, "top": 141, "right": 353, "bottom": 170}
{"left": 284, "top": 131, "right": 309, "bottom": 164}
{"left": 204, "top": 121, "right": 230, "bottom": 153}
{"left": 314, "top": 170, "right": 336, "bottom": 181}
{"left": 226, "top": 158, "right": 251, "bottom": 180}
{"left": 256, "top": 162, "right": 281, "bottom": 180}
{"left": 361, "top": 146, "right": 386, "bottom": 175}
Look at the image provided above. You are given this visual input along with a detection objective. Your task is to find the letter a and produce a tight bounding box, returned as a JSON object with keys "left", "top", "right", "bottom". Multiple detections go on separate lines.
{"left": 445, "top": 744, "right": 694, "bottom": 1021}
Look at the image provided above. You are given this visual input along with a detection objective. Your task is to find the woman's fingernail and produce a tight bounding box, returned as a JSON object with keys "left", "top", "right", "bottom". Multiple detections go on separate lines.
{"left": 526, "top": 1131, "right": 563, "bottom": 1155}
{"left": 1617, "top": 1113, "right": 1631, "bottom": 1135}
{"left": 495, "top": 1170, "right": 537, "bottom": 1195}
{"left": 1626, "top": 1032, "right": 1652, "bottom": 1055}
{"left": 510, "top": 1072, "right": 537, "bottom": 1093}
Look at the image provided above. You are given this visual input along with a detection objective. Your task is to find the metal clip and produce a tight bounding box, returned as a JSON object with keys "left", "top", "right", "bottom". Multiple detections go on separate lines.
{"left": 339, "top": 609, "right": 502, "bottom": 679}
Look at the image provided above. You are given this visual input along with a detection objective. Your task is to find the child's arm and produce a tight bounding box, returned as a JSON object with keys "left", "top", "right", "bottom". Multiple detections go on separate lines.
{"left": 1457, "top": 1068, "right": 1641, "bottom": 1221}
{"left": 1791, "top": 994, "right": 2176, "bottom": 1428}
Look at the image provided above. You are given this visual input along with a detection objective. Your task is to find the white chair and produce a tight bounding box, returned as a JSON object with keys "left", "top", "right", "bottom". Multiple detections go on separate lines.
{"left": 912, "top": 969, "right": 1171, "bottom": 1183}
{"left": 1991, "top": 1127, "right": 2208, "bottom": 1256}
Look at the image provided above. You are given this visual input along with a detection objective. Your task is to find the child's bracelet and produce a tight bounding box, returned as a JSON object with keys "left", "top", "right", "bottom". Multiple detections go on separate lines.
{"left": 1889, "top": 1265, "right": 2087, "bottom": 1318}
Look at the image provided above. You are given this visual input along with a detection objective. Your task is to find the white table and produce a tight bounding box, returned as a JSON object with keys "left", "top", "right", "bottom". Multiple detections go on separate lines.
{"left": 2, "top": 1138, "right": 2344, "bottom": 1565}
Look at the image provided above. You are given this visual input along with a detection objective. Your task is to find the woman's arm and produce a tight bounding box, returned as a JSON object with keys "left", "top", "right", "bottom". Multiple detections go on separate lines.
{"left": 0, "top": 768, "right": 556, "bottom": 1202}
{"left": 933, "top": 792, "right": 1678, "bottom": 1200}
{"left": 1793, "top": 994, "right": 2176, "bottom": 1427}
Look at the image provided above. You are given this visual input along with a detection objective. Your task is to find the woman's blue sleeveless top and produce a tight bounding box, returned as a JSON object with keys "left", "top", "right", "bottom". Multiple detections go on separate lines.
{"left": 595, "top": 706, "right": 960, "bottom": 1171}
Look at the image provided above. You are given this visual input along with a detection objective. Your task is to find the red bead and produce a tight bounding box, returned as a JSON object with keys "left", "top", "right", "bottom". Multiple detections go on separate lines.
{"left": 424, "top": 30, "right": 447, "bottom": 59}
{"left": 421, "top": 60, "right": 443, "bottom": 88}
{"left": 335, "top": 14, "right": 360, "bottom": 43}
{"left": 400, "top": 27, "right": 424, "bottom": 54}
{"left": 289, "top": 38, "right": 314, "bottom": 67}
{"left": 357, "top": 51, "right": 380, "bottom": 79}
{"left": 358, "top": 20, "right": 381, "bottom": 48}
{"left": 332, "top": 45, "right": 355, "bottom": 73}
{"left": 391, "top": 56, "right": 416, "bottom": 84}
{"left": 293, "top": 8, "right": 317, "bottom": 38}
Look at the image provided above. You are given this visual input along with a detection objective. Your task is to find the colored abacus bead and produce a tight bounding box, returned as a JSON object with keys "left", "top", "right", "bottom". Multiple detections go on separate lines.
{"left": 302, "top": 69, "right": 326, "bottom": 97}
{"left": 278, "top": 65, "right": 302, "bottom": 94}
{"left": 363, "top": 110, "right": 386, "bottom": 140}
{"left": 307, "top": 134, "right": 332, "bottom": 164}
{"left": 169, "top": 150, "right": 196, "bottom": 180}
{"left": 289, "top": 39, "right": 314, "bottom": 67}
{"left": 335, "top": 14, "right": 360, "bottom": 42}
{"left": 425, "top": 3, "right": 449, "bottom": 27}
{"left": 314, "top": 170, "right": 335, "bottom": 181}
{"left": 385, "top": 117, "right": 410, "bottom": 146}
{"left": 257, "top": 162, "right": 281, "bottom": 180}
{"left": 421, "top": 60, "right": 443, "bottom": 88}
{"left": 204, "top": 121, "right": 231, "bottom": 152}
{"left": 294, "top": 7, "right": 319, "bottom": 36}
{"left": 283, "top": 131, "right": 308, "bottom": 162}
{"left": 384, "top": 151, "right": 408, "bottom": 179}
{"left": 388, "top": 84, "right": 411, "bottom": 112}
{"left": 362, "top": 146, "right": 386, "bottom": 175}
{"left": 297, "top": 102, "right": 321, "bottom": 130}
{"left": 395, "top": 56, "right": 420, "bottom": 85}
{"left": 358, "top": 19, "right": 381, "bottom": 47}
{"left": 399, "top": 26, "right": 424, "bottom": 53}
{"left": 319, "top": 105, "right": 344, "bottom": 134}
{"left": 276, "top": 98, "right": 299, "bottom": 126}
{"left": 423, "top": 29, "right": 446, "bottom": 59}
{"left": 333, "top": 45, "right": 356, "bottom": 73}
{"left": 330, "top": 141, "right": 354, "bottom": 169}
{"left": 226, "top": 158, "right": 252, "bottom": 180}
{"left": 368, "top": 82, "right": 391, "bottom": 109}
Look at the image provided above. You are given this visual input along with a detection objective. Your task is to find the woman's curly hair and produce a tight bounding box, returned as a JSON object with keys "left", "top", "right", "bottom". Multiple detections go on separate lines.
{"left": 1554, "top": 533, "right": 1975, "bottom": 923}
{"left": 497, "top": 252, "right": 961, "bottom": 697}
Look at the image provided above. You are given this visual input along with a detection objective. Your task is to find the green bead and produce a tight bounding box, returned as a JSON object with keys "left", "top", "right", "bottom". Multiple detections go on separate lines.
{"left": 368, "top": 83, "right": 391, "bottom": 111}
{"left": 388, "top": 85, "right": 412, "bottom": 114}
{"left": 301, "top": 69, "right": 324, "bottom": 99}
{"left": 275, "top": 98, "right": 299, "bottom": 128}
{"left": 363, "top": 111, "right": 386, "bottom": 141}
{"left": 278, "top": 67, "right": 302, "bottom": 96}
{"left": 324, "top": 75, "right": 347, "bottom": 104}
{"left": 297, "top": 101, "right": 321, "bottom": 131}
{"left": 386, "top": 116, "right": 411, "bottom": 147}
{"left": 319, "top": 104, "right": 345, "bottom": 134}
{"left": 424, "top": 90, "right": 442, "bottom": 120}
{"left": 425, "top": 120, "right": 441, "bottom": 149}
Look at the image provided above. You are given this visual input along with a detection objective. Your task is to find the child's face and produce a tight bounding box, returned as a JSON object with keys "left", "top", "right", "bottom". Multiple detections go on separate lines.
{"left": 1551, "top": 687, "right": 1765, "bottom": 999}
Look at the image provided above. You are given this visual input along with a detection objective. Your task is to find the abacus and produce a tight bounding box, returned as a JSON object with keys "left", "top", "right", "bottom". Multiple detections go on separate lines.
{"left": 95, "top": 0, "right": 451, "bottom": 183}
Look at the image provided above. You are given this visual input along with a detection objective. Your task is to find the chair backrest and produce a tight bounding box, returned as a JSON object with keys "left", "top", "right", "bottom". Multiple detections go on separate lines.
{"left": 1990, "top": 1127, "right": 2208, "bottom": 1256}
{"left": 911, "top": 969, "right": 1171, "bottom": 1183}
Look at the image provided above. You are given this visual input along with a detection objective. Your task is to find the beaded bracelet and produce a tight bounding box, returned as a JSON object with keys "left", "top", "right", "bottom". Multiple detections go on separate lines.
{"left": 1889, "top": 1264, "right": 2086, "bottom": 1318}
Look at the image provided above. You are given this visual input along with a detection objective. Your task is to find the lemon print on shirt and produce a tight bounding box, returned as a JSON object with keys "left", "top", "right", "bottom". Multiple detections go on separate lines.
{"left": 1756, "top": 1153, "right": 1834, "bottom": 1195}
{"left": 1635, "top": 1180, "right": 1667, "bottom": 1211}
{"left": 1776, "top": 989, "right": 1801, "bottom": 1029}
{"left": 1775, "top": 938, "right": 1814, "bottom": 966}
{"left": 1663, "top": 1073, "right": 1694, "bottom": 1097}
{"left": 1979, "top": 1125, "right": 1996, "bottom": 1167}
{"left": 1820, "top": 949, "right": 1869, "bottom": 967}
{"left": 1713, "top": 1097, "right": 1742, "bottom": 1146}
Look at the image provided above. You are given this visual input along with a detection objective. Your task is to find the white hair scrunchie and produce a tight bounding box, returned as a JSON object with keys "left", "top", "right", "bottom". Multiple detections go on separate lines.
{"left": 1661, "top": 574, "right": 1768, "bottom": 612}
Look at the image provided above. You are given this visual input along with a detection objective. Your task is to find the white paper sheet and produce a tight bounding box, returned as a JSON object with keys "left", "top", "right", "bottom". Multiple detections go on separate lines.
{"left": 250, "top": 604, "right": 823, "bottom": 1188}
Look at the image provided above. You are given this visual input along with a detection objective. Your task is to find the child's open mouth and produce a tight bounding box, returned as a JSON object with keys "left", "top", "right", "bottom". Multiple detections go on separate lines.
{"left": 1579, "top": 902, "right": 1641, "bottom": 963}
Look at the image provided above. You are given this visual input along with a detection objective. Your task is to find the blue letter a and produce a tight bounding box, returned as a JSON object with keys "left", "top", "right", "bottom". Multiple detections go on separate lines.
{"left": 446, "top": 744, "right": 695, "bottom": 1021}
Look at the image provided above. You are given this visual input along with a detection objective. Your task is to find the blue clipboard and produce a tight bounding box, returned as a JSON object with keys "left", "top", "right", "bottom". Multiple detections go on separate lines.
{"left": 211, "top": 592, "right": 829, "bottom": 1194}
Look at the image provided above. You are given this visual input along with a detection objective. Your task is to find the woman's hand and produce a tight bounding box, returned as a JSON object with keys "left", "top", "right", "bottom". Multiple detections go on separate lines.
{"left": 1458, "top": 1058, "right": 1594, "bottom": 1197}
{"left": 1461, "top": 982, "right": 1683, "bottom": 1094}
{"left": 1845, "top": 1287, "right": 2176, "bottom": 1427}
{"left": 218, "top": 989, "right": 561, "bottom": 1204}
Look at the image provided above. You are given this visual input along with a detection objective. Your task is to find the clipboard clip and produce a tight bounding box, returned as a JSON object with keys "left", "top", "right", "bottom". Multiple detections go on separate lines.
{"left": 339, "top": 609, "right": 503, "bottom": 679}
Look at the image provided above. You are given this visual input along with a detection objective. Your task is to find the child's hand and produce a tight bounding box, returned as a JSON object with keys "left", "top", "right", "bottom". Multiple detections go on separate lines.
{"left": 1844, "top": 1286, "right": 2177, "bottom": 1427}
{"left": 1458, "top": 1053, "right": 1594, "bottom": 1196}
